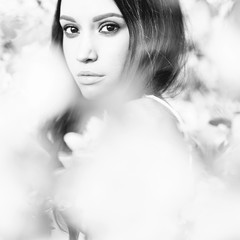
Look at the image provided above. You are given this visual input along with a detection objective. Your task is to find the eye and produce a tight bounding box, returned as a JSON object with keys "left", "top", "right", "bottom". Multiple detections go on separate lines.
{"left": 63, "top": 25, "right": 79, "bottom": 38}
{"left": 99, "top": 23, "right": 120, "bottom": 34}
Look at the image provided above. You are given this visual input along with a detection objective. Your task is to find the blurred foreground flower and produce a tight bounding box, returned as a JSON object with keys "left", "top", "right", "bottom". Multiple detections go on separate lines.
{"left": 54, "top": 98, "right": 197, "bottom": 240}
{"left": 0, "top": 44, "right": 79, "bottom": 239}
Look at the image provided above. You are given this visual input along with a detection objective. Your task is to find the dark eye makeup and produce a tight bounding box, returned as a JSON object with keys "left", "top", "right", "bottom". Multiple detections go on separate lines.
{"left": 62, "top": 25, "right": 80, "bottom": 38}
{"left": 60, "top": 18, "right": 125, "bottom": 38}
{"left": 99, "top": 22, "right": 120, "bottom": 34}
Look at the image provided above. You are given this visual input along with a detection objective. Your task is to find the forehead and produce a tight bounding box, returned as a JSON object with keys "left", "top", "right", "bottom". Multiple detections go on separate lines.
{"left": 60, "top": 0, "right": 121, "bottom": 17}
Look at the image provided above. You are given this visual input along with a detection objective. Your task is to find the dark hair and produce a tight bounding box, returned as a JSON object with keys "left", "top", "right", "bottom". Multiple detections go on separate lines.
{"left": 51, "top": 0, "right": 186, "bottom": 96}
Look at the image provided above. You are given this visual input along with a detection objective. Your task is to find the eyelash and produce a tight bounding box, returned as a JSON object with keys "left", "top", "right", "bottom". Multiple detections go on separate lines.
{"left": 62, "top": 22, "right": 120, "bottom": 38}
{"left": 99, "top": 22, "right": 120, "bottom": 35}
{"left": 63, "top": 25, "right": 79, "bottom": 38}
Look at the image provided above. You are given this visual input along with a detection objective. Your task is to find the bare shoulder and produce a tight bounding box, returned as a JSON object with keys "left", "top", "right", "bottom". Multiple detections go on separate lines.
{"left": 122, "top": 97, "right": 182, "bottom": 136}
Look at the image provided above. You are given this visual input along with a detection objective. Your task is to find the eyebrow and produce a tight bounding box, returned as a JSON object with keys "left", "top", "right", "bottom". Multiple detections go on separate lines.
{"left": 60, "top": 13, "right": 123, "bottom": 23}
{"left": 93, "top": 13, "right": 123, "bottom": 22}
{"left": 60, "top": 15, "right": 76, "bottom": 22}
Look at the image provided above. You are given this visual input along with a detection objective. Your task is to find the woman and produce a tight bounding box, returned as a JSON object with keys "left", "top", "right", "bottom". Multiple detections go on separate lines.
{"left": 50, "top": 0, "right": 186, "bottom": 153}
{"left": 49, "top": 0, "right": 195, "bottom": 239}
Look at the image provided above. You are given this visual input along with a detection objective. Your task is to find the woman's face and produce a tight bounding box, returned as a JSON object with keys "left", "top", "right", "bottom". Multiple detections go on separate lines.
{"left": 60, "top": 0, "right": 130, "bottom": 100}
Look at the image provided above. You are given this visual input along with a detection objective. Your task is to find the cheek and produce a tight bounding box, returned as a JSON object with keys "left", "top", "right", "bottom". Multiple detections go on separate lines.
{"left": 117, "top": 32, "right": 130, "bottom": 69}
{"left": 63, "top": 40, "right": 77, "bottom": 72}
{"left": 102, "top": 34, "right": 130, "bottom": 76}
{"left": 115, "top": 33, "right": 129, "bottom": 63}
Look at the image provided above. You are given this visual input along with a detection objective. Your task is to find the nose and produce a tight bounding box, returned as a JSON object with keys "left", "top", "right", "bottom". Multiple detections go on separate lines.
{"left": 76, "top": 34, "right": 98, "bottom": 63}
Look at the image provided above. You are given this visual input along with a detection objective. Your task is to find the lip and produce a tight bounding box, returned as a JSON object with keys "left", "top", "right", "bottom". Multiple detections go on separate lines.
{"left": 77, "top": 71, "right": 105, "bottom": 85}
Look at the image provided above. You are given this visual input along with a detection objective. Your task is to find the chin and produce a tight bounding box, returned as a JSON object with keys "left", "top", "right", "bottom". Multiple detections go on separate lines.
{"left": 80, "top": 85, "right": 118, "bottom": 103}
{"left": 81, "top": 90, "right": 104, "bottom": 101}
{"left": 80, "top": 85, "right": 112, "bottom": 101}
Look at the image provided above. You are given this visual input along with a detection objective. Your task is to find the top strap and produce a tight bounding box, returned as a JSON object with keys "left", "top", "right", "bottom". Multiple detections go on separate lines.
{"left": 144, "top": 95, "right": 184, "bottom": 126}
